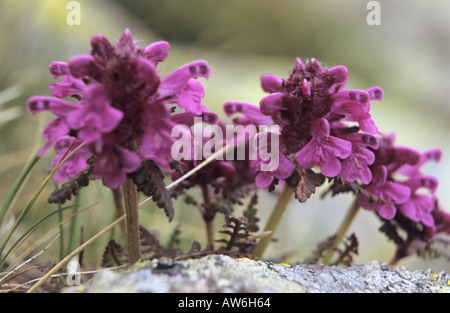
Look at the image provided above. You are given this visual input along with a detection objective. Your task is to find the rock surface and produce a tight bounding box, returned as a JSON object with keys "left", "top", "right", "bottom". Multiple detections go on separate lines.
{"left": 64, "top": 254, "right": 450, "bottom": 293}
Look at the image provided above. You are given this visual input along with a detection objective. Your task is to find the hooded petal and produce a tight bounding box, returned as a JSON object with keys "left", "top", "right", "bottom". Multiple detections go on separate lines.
{"left": 259, "top": 93, "right": 285, "bottom": 115}
{"left": 48, "top": 61, "right": 70, "bottom": 79}
{"left": 68, "top": 55, "right": 96, "bottom": 79}
{"left": 333, "top": 89, "right": 370, "bottom": 105}
{"left": 326, "top": 65, "right": 348, "bottom": 91}
{"left": 224, "top": 101, "right": 273, "bottom": 125}
{"left": 27, "top": 96, "right": 79, "bottom": 117}
{"left": 260, "top": 74, "right": 283, "bottom": 93}
{"left": 143, "top": 41, "right": 170, "bottom": 63}
{"left": 366, "top": 86, "right": 384, "bottom": 102}
{"left": 159, "top": 60, "right": 210, "bottom": 96}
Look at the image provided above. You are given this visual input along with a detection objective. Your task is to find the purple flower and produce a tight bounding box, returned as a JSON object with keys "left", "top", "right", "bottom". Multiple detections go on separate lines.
{"left": 52, "top": 136, "right": 90, "bottom": 183}
{"left": 93, "top": 141, "right": 142, "bottom": 189}
{"left": 250, "top": 151, "right": 295, "bottom": 188}
{"left": 338, "top": 132, "right": 378, "bottom": 184}
{"left": 398, "top": 188, "right": 435, "bottom": 227}
{"left": 224, "top": 101, "right": 274, "bottom": 126}
{"left": 258, "top": 58, "right": 381, "bottom": 174}
{"left": 331, "top": 86, "right": 383, "bottom": 134}
{"left": 294, "top": 118, "right": 352, "bottom": 177}
{"left": 397, "top": 148, "right": 442, "bottom": 177}
{"left": 397, "top": 152, "right": 440, "bottom": 227}
{"left": 26, "top": 29, "right": 213, "bottom": 188}
{"left": 65, "top": 84, "right": 123, "bottom": 145}
{"left": 250, "top": 132, "right": 295, "bottom": 188}
{"left": 224, "top": 57, "right": 383, "bottom": 189}
{"left": 357, "top": 165, "right": 411, "bottom": 219}
{"left": 357, "top": 132, "right": 442, "bottom": 225}
{"left": 48, "top": 61, "right": 85, "bottom": 98}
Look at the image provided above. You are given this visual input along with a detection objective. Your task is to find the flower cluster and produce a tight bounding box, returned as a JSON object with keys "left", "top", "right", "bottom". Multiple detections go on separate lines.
{"left": 223, "top": 57, "right": 450, "bottom": 236}
{"left": 225, "top": 58, "right": 382, "bottom": 189}
{"left": 358, "top": 132, "right": 444, "bottom": 233}
{"left": 27, "top": 29, "right": 215, "bottom": 189}
{"left": 25, "top": 30, "right": 449, "bottom": 264}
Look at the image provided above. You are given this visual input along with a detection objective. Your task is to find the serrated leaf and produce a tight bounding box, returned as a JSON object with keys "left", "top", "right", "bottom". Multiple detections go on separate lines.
{"left": 101, "top": 239, "right": 129, "bottom": 267}
{"left": 48, "top": 165, "right": 92, "bottom": 204}
{"left": 130, "top": 160, "right": 174, "bottom": 221}
{"left": 243, "top": 193, "right": 260, "bottom": 233}
{"left": 287, "top": 166, "right": 325, "bottom": 203}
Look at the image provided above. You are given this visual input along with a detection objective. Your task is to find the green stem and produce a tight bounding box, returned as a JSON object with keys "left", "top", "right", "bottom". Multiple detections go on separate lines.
{"left": 57, "top": 202, "right": 65, "bottom": 261}
{"left": 253, "top": 184, "right": 293, "bottom": 258}
{"left": 0, "top": 151, "right": 40, "bottom": 228}
{"left": 122, "top": 178, "right": 140, "bottom": 263}
{"left": 66, "top": 190, "right": 81, "bottom": 256}
{"left": 201, "top": 184, "right": 215, "bottom": 246}
{"left": 323, "top": 199, "right": 360, "bottom": 265}
{"left": 111, "top": 187, "right": 126, "bottom": 240}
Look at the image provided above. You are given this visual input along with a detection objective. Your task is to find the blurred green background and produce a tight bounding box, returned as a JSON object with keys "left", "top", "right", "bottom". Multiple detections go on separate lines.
{"left": 0, "top": 0, "right": 449, "bottom": 273}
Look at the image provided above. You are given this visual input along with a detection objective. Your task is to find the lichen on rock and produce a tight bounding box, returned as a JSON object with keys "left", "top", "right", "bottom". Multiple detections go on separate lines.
{"left": 64, "top": 255, "right": 450, "bottom": 293}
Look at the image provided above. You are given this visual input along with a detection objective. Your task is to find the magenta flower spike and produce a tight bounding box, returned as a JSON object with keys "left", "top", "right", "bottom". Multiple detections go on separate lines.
{"left": 225, "top": 57, "right": 384, "bottom": 189}
{"left": 26, "top": 29, "right": 213, "bottom": 188}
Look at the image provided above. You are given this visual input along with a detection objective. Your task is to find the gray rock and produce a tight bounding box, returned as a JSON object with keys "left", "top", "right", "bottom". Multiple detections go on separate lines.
{"left": 64, "top": 254, "right": 450, "bottom": 293}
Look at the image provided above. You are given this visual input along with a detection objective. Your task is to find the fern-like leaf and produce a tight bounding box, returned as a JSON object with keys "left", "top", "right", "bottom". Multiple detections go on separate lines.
{"left": 130, "top": 160, "right": 174, "bottom": 221}
{"left": 101, "top": 239, "right": 129, "bottom": 267}
{"left": 48, "top": 165, "right": 92, "bottom": 204}
{"left": 286, "top": 166, "right": 325, "bottom": 203}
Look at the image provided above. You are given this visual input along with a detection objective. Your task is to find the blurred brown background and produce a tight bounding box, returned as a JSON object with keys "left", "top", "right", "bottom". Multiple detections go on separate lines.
{"left": 0, "top": 0, "right": 449, "bottom": 272}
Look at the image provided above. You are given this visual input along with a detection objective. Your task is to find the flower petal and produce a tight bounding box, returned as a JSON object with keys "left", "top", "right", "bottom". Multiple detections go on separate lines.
{"left": 378, "top": 201, "right": 397, "bottom": 220}
{"left": 319, "top": 149, "right": 342, "bottom": 177}
{"left": 143, "top": 41, "right": 170, "bottom": 63}
{"left": 39, "top": 118, "right": 70, "bottom": 157}
{"left": 322, "top": 136, "right": 352, "bottom": 159}
{"left": 384, "top": 181, "right": 411, "bottom": 204}
{"left": 48, "top": 61, "right": 70, "bottom": 79}
{"left": 366, "top": 86, "right": 384, "bottom": 101}
{"left": 223, "top": 101, "right": 273, "bottom": 125}
{"left": 260, "top": 93, "right": 285, "bottom": 115}
{"left": 159, "top": 60, "right": 210, "bottom": 96}
{"left": 255, "top": 171, "right": 274, "bottom": 189}
{"left": 27, "top": 96, "right": 79, "bottom": 117}
{"left": 176, "top": 80, "right": 206, "bottom": 115}
{"left": 260, "top": 74, "right": 283, "bottom": 93}
{"left": 68, "top": 55, "right": 96, "bottom": 79}
{"left": 332, "top": 89, "right": 370, "bottom": 105}
{"left": 326, "top": 65, "right": 348, "bottom": 91}
{"left": 294, "top": 140, "right": 321, "bottom": 169}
